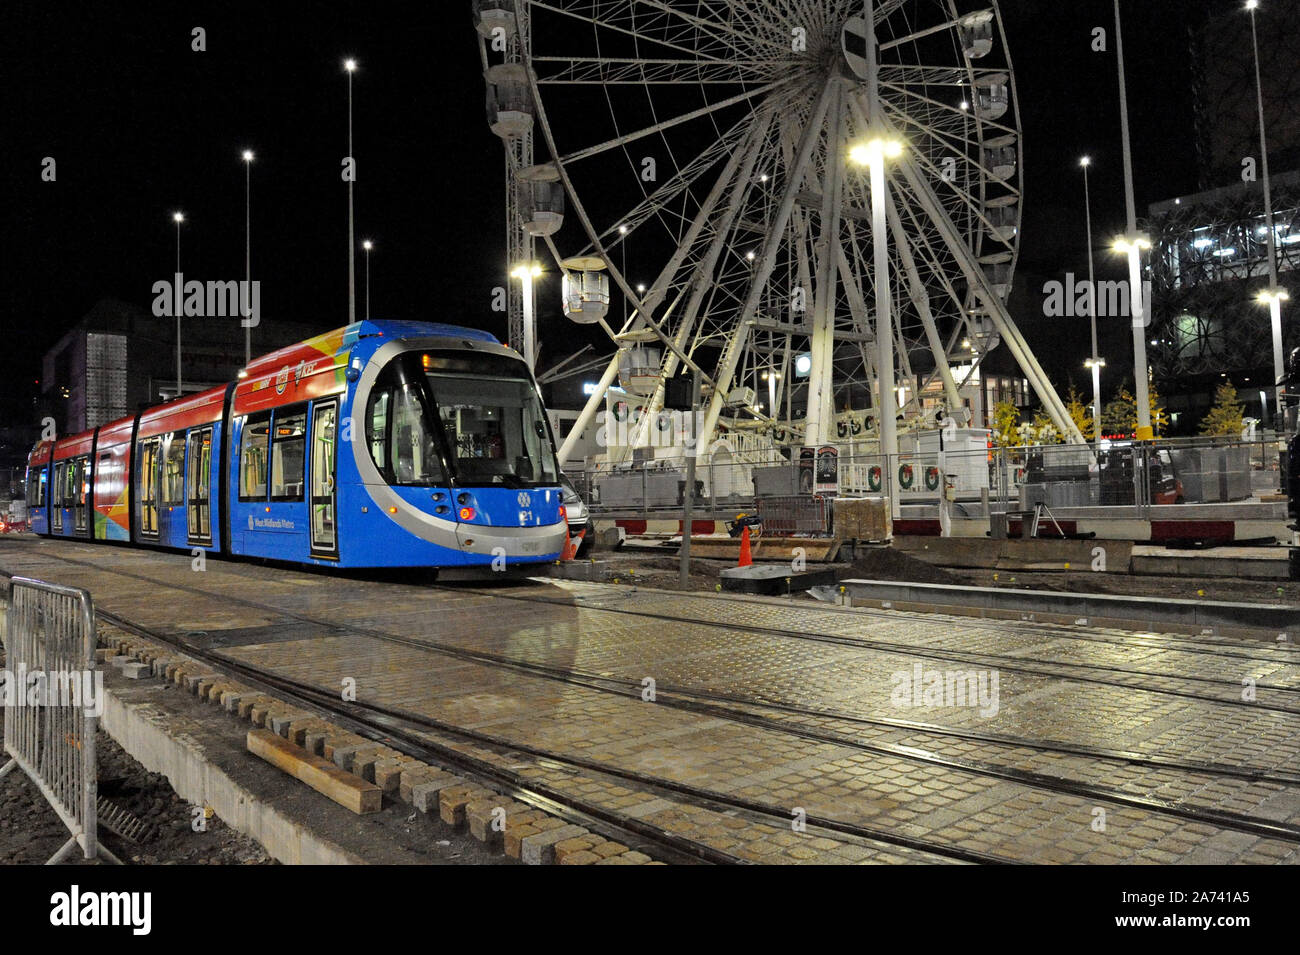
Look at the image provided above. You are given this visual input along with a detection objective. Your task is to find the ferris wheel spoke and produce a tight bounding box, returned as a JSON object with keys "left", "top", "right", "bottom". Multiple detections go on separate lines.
{"left": 532, "top": 56, "right": 781, "bottom": 85}
{"left": 629, "top": 0, "right": 791, "bottom": 57}
{"left": 526, "top": 1, "right": 735, "bottom": 62}
{"left": 592, "top": 111, "right": 756, "bottom": 249}
{"left": 876, "top": 10, "right": 981, "bottom": 52}
{"left": 879, "top": 82, "right": 1018, "bottom": 141}
{"left": 554, "top": 77, "right": 793, "bottom": 166}
{"left": 879, "top": 63, "right": 1009, "bottom": 88}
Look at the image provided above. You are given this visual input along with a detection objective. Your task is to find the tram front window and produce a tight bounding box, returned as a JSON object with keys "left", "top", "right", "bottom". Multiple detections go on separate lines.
{"left": 425, "top": 372, "right": 558, "bottom": 487}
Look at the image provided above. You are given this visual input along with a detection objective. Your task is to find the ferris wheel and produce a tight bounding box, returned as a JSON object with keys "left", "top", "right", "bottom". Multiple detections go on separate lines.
{"left": 479, "top": 0, "right": 1084, "bottom": 453}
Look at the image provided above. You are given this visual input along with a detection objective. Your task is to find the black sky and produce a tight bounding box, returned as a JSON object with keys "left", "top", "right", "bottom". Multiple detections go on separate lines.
{"left": 2, "top": 0, "right": 1228, "bottom": 421}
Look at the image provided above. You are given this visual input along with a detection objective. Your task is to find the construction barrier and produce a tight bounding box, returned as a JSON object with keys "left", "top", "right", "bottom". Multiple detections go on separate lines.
{"left": 755, "top": 495, "right": 831, "bottom": 537}
{"left": 0, "top": 576, "right": 117, "bottom": 863}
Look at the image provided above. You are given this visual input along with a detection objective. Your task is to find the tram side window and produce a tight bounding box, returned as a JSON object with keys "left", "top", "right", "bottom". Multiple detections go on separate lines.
{"left": 366, "top": 390, "right": 391, "bottom": 474}
{"left": 65, "top": 459, "right": 79, "bottom": 504}
{"left": 270, "top": 410, "right": 307, "bottom": 501}
{"left": 139, "top": 440, "right": 161, "bottom": 535}
{"left": 391, "top": 384, "right": 445, "bottom": 485}
{"left": 188, "top": 429, "right": 212, "bottom": 501}
{"left": 163, "top": 435, "right": 186, "bottom": 505}
{"left": 240, "top": 415, "right": 270, "bottom": 500}
{"left": 53, "top": 463, "right": 65, "bottom": 507}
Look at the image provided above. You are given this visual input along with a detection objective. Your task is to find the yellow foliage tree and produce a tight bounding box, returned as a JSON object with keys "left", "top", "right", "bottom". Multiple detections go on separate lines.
{"left": 1199, "top": 381, "right": 1245, "bottom": 437}
{"left": 990, "top": 400, "right": 1020, "bottom": 448}
{"left": 1064, "top": 383, "right": 1094, "bottom": 441}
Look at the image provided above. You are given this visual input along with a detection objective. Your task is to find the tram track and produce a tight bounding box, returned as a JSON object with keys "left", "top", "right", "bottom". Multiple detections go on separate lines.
{"left": 5, "top": 544, "right": 1300, "bottom": 857}
{"left": 459, "top": 582, "right": 1300, "bottom": 712}
{"left": 15, "top": 542, "right": 1300, "bottom": 710}
{"left": 85, "top": 604, "right": 1004, "bottom": 865}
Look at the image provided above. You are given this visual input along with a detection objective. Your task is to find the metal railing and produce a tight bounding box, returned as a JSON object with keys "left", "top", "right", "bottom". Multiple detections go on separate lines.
{"left": 0, "top": 577, "right": 118, "bottom": 864}
{"left": 755, "top": 495, "right": 832, "bottom": 537}
{"left": 570, "top": 432, "right": 1286, "bottom": 526}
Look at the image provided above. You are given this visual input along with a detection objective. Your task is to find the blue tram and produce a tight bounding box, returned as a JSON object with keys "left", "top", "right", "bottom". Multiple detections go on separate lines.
{"left": 24, "top": 321, "right": 568, "bottom": 569}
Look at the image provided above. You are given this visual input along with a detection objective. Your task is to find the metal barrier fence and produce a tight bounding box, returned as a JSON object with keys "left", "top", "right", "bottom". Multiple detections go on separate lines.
{"left": 573, "top": 433, "right": 1285, "bottom": 521}
{"left": 0, "top": 577, "right": 117, "bottom": 863}
{"left": 755, "top": 495, "right": 832, "bottom": 537}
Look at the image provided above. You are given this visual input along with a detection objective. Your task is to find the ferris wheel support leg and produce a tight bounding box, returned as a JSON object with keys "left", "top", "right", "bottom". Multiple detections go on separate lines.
{"left": 834, "top": 240, "right": 879, "bottom": 390}
{"left": 888, "top": 148, "right": 1084, "bottom": 445}
{"left": 558, "top": 350, "right": 623, "bottom": 465}
{"left": 627, "top": 115, "right": 772, "bottom": 454}
{"left": 885, "top": 195, "right": 963, "bottom": 414}
{"left": 698, "top": 80, "right": 837, "bottom": 452}
{"left": 807, "top": 84, "right": 847, "bottom": 448}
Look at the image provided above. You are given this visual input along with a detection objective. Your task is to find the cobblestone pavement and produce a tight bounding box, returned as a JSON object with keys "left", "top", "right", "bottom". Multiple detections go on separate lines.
{"left": 3, "top": 538, "right": 1299, "bottom": 865}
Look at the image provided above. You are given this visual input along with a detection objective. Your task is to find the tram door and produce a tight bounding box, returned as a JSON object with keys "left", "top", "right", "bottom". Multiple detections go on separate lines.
{"left": 310, "top": 400, "right": 338, "bottom": 556}
{"left": 186, "top": 427, "right": 213, "bottom": 544}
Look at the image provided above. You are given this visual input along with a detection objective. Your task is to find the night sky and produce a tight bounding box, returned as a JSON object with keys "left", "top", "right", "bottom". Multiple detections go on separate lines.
{"left": 2, "top": 0, "right": 1228, "bottom": 423}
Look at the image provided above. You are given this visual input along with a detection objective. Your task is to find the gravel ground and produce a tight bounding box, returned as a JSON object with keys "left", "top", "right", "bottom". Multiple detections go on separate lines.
{"left": 0, "top": 708, "right": 272, "bottom": 865}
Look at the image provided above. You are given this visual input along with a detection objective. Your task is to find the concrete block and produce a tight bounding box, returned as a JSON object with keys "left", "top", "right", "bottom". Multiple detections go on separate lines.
{"left": 411, "top": 775, "right": 463, "bottom": 814}
{"left": 439, "top": 785, "right": 497, "bottom": 827}
{"left": 521, "top": 824, "right": 589, "bottom": 865}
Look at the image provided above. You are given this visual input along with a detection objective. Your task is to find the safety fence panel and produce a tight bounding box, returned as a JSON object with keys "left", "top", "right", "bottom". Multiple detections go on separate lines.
{"left": 0, "top": 576, "right": 112, "bottom": 863}
{"left": 755, "top": 495, "right": 831, "bottom": 537}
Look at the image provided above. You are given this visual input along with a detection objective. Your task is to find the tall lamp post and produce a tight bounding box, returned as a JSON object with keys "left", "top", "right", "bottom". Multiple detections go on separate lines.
{"left": 511, "top": 263, "right": 541, "bottom": 370}
{"left": 1113, "top": 0, "right": 1154, "bottom": 440}
{"left": 362, "top": 240, "right": 374, "bottom": 321}
{"left": 1080, "top": 156, "right": 1105, "bottom": 446}
{"left": 241, "top": 149, "right": 254, "bottom": 366}
{"left": 173, "top": 211, "right": 184, "bottom": 397}
{"left": 849, "top": 136, "right": 904, "bottom": 517}
{"left": 344, "top": 57, "right": 358, "bottom": 324}
{"left": 1247, "top": 0, "right": 1287, "bottom": 420}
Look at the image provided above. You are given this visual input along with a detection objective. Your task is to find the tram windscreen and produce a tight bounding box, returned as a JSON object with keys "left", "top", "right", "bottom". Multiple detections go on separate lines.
{"left": 425, "top": 370, "right": 559, "bottom": 488}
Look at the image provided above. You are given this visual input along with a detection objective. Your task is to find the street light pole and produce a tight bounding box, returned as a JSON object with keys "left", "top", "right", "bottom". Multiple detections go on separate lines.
{"left": 512, "top": 264, "right": 540, "bottom": 370}
{"left": 344, "top": 58, "right": 357, "bottom": 325}
{"left": 1081, "top": 157, "right": 1104, "bottom": 446}
{"left": 1114, "top": 0, "right": 1154, "bottom": 440}
{"left": 362, "top": 240, "right": 373, "bottom": 321}
{"left": 242, "top": 150, "right": 254, "bottom": 366}
{"left": 173, "top": 211, "right": 184, "bottom": 398}
{"left": 1247, "top": 0, "right": 1286, "bottom": 417}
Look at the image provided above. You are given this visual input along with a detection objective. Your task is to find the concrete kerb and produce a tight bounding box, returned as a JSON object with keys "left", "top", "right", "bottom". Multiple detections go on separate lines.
{"left": 89, "top": 621, "right": 665, "bottom": 866}
{"left": 837, "top": 578, "right": 1300, "bottom": 639}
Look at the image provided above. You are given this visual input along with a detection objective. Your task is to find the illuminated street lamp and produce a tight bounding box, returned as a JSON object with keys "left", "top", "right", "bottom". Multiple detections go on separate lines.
{"left": 344, "top": 57, "right": 358, "bottom": 324}
{"left": 511, "top": 263, "right": 542, "bottom": 370}
{"left": 1247, "top": 0, "right": 1285, "bottom": 416}
{"left": 1113, "top": 0, "right": 1154, "bottom": 440}
{"left": 362, "top": 240, "right": 374, "bottom": 321}
{"left": 849, "top": 136, "right": 905, "bottom": 506}
{"left": 1080, "top": 156, "right": 1103, "bottom": 445}
{"left": 172, "top": 211, "right": 184, "bottom": 397}
{"left": 241, "top": 149, "right": 254, "bottom": 365}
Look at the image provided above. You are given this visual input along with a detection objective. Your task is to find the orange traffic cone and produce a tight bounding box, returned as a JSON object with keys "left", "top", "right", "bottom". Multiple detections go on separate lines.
{"left": 561, "top": 530, "right": 577, "bottom": 561}
{"left": 737, "top": 525, "right": 753, "bottom": 567}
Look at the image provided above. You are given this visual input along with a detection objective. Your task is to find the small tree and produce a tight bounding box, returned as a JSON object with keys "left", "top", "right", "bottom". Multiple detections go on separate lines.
{"left": 990, "top": 400, "right": 1020, "bottom": 448}
{"left": 1199, "top": 381, "right": 1245, "bottom": 438}
{"left": 1099, "top": 385, "right": 1137, "bottom": 437}
{"left": 1029, "top": 409, "right": 1062, "bottom": 445}
{"left": 1065, "top": 383, "right": 1095, "bottom": 441}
